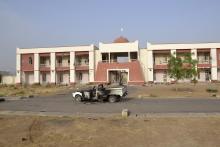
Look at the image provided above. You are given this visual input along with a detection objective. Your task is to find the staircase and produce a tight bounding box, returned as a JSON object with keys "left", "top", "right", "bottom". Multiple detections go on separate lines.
{"left": 95, "top": 61, "right": 145, "bottom": 85}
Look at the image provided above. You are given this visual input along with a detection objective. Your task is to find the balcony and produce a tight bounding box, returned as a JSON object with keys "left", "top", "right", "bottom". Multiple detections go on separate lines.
{"left": 40, "top": 64, "right": 50, "bottom": 68}
{"left": 40, "top": 53, "right": 50, "bottom": 71}
{"left": 101, "top": 52, "right": 138, "bottom": 63}
{"left": 39, "top": 65, "right": 50, "bottom": 71}
{"left": 153, "top": 55, "right": 169, "bottom": 70}
{"left": 56, "top": 62, "right": 70, "bottom": 71}
{"left": 75, "top": 60, "right": 89, "bottom": 70}
{"left": 197, "top": 59, "right": 211, "bottom": 68}
{"left": 56, "top": 63, "right": 70, "bottom": 67}
{"left": 197, "top": 52, "right": 211, "bottom": 68}
{"left": 198, "top": 59, "right": 211, "bottom": 64}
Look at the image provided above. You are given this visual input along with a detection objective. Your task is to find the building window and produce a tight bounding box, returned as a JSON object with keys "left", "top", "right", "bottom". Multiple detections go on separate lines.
{"left": 29, "top": 57, "right": 33, "bottom": 64}
{"left": 58, "top": 58, "right": 62, "bottom": 64}
{"left": 59, "top": 74, "right": 63, "bottom": 83}
{"left": 79, "top": 73, "right": 82, "bottom": 81}
{"left": 42, "top": 73, "right": 46, "bottom": 82}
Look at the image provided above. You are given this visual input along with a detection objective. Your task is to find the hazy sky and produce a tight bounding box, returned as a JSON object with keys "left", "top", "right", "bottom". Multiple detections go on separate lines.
{"left": 1, "top": 0, "right": 220, "bottom": 72}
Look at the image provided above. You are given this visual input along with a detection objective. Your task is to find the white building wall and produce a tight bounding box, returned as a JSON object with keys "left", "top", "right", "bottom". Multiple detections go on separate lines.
{"left": 50, "top": 52, "right": 56, "bottom": 83}
{"left": 99, "top": 41, "right": 139, "bottom": 53}
{"left": 95, "top": 49, "right": 101, "bottom": 70}
{"left": 70, "top": 51, "right": 75, "bottom": 83}
{"left": 89, "top": 49, "right": 95, "bottom": 82}
{"left": 211, "top": 48, "right": 217, "bottom": 81}
{"left": 34, "top": 53, "right": 40, "bottom": 83}
{"left": 147, "top": 50, "right": 153, "bottom": 82}
{"left": 139, "top": 48, "right": 148, "bottom": 82}
{"left": 16, "top": 50, "right": 21, "bottom": 84}
{"left": 1, "top": 75, "right": 16, "bottom": 84}
{"left": 171, "top": 49, "right": 176, "bottom": 57}
{"left": 191, "top": 48, "right": 197, "bottom": 60}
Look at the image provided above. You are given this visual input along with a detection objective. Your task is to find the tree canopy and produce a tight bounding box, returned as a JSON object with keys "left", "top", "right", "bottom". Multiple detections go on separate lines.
{"left": 168, "top": 53, "right": 198, "bottom": 83}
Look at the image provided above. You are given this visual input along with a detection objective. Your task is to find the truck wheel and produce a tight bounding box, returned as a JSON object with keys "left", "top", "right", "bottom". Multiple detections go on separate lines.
{"left": 108, "top": 95, "right": 117, "bottom": 103}
{"left": 74, "top": 95, "right": 82, "bottom": 102}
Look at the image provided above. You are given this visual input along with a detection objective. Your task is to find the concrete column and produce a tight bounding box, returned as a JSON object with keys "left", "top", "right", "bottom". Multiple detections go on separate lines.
{"left": 70, "top": 51, "right": 75, "bottom": 83}
{"left": 34, "top": 53, "right": 40, "bottom": 84}
{"left": 170, "top": 49, "right": 177, "bottom": 82}
{"left": 50, "top": 52, "right": 56, "bottom": 84}
{"left": 108, "top": 52, "right": 110, "bottom": 63}
{"left": 89, "top": 50, "right": 95, "bottom": 82}
{"left": 191, "top": 48, "right": 197, "bottom": 60}
{"left": 128, "top": 52, "right": 131, "bottom": 62}
{"left": 147, "top": 50, "right": 153, "bottom": 82}
{"left": 211, "top": 48, "right": 217, "bottom": 81}
{"left": 171, "top": 49, "right": 176, "bottom": 57}
{"left": 16, "top": 51, "right": 21, "bottom": 84}
{"left": 191, "top": 48, "right": 198, "bottom": 80}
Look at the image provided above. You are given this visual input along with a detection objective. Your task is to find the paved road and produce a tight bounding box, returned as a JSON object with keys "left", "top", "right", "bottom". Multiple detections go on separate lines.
{"left": 1, "top": 94, "right": 220, "bottom": 114}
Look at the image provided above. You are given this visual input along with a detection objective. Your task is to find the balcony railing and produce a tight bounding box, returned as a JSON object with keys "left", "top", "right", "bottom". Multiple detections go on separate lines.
{"left": 154, "top": 60, "right": 168, "bottom": 65}
{"left": 198, "top": 60, "right": 211, "bottom": 64}
{"left": 75, "top": 61, "right": 89, "bottom": 66}
{"left": 101, "top": 59, "right": 137, "bottom": 63}
{"left": 40, "top": 64, "right": 50, "bottom": 67}
{"left": 56, "top": 63, "right": 70, "bottom": 67}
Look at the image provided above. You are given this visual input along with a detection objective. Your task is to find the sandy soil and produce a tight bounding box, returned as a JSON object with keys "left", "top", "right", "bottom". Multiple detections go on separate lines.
{"left": 128, "top": 83, "right": 220, "bottom": 98}
{"left": 0, "top": 115, "right": 220, "bottom": 147}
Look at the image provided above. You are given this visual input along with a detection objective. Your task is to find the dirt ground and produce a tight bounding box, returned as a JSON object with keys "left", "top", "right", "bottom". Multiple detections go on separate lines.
{"left": 0, "top": 84, "right": 91, "bottom": 97}
{"left": 0, "top": 82, "right": 220, "bottom": 98}
{"left": 0, "top": 115, "right": 220, "bottom": 147}
{"left": 129, "top": 83, "right": 220, "bottom": 98}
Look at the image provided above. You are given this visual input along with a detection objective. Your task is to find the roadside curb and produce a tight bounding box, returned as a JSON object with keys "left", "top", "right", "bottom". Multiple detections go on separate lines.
{"left": 1, "top": 110, "right": 220, "bottom": 118}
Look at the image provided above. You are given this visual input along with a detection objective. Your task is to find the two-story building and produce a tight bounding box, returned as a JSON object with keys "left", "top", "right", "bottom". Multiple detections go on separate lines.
{"left": 147, "top": 42, "right": 220, "bottom": 83}
{"left": 16, "top": 37, "right": 220, "bottom": 85}
{"left": 16, "top": 45, "right": 96, "bottom": 85}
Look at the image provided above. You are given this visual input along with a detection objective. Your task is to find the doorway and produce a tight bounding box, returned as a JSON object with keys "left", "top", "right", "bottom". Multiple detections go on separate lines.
{"left": 108, "top": 70, "right": 128, "bottom": 84}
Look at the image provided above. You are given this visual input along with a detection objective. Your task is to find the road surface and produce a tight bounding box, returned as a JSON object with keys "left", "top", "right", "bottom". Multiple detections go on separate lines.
{"left": 1, "top": 94, "right": 220, "bottom": 114}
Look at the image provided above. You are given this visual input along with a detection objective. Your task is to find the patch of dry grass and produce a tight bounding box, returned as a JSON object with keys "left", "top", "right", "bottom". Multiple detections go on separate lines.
{"left": 129, "top": 83, "right": 220, "bottom": 98}
{"left": 0, "top": 115, "right": 220, "bottom": 147}
{"left": 0, "top": 84, "right": 92, "bottom": 97}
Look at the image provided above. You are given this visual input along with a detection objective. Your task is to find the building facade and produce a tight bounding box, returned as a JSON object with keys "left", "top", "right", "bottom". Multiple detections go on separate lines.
{"left": 16, "top": 37, "right": 220, "bottom": 85}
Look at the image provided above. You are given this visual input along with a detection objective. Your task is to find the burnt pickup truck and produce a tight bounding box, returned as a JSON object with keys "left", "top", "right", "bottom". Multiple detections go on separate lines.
{"left": 72, "top": 84, "right": 127, "bottom": 103}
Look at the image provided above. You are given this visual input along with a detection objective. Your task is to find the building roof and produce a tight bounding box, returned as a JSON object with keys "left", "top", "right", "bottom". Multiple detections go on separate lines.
{"left": 113, "top": 36, "right": 129, "bottom": 43}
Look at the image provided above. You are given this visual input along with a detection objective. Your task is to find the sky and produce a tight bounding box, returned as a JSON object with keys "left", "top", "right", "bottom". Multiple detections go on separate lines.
{"left": 0, "top": 0, "right": 220, "bottom": 72}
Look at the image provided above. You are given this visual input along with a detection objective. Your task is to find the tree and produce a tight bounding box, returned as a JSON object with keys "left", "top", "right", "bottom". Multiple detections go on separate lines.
{"left": 168, "top": 53, "right": 198, "bottom": 89}
{"left": 182, "top": 53, "right": 198, "bottom": 85}
{"left": 168, "top": 55, "right": 184, "bottom": 84}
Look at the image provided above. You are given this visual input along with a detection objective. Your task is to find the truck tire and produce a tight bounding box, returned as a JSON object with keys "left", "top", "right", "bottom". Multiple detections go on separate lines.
{"left": 108, "top": 95, "right": 117, "bottom": 103}
{"left": 74, "top": 94, "right": 82, "bottom": 102}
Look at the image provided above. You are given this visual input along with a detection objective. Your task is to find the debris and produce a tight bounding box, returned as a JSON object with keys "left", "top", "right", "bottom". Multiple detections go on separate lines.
{"left": 0, "top": 98, "right": 5, "bottom": 102}
{"left": 212, "top": 94, "right": 217, "bottom": 97}
{"left": 122, "top": 109, "right": 129, "bottom": 118}
{"left": 21, "top": 137, "right": 27, "bottom": 141}
{"left": 28, "top": 95, "right": 34, "bottom": 98}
